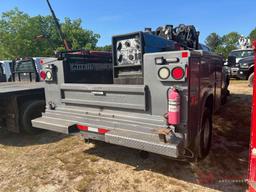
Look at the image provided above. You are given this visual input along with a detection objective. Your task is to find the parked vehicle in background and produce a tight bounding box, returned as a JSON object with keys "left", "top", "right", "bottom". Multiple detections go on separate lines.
{"left": 237, "top": 55, "right": 254, "bottom": 86}
{"left": 228, "top": 48, "right": 254, "bottom": 78}
{"left": 13, "top": 57, "right": 56, "bottom": 82}
{"left": 32, "top": 24, "right": 229, "bottom": 161}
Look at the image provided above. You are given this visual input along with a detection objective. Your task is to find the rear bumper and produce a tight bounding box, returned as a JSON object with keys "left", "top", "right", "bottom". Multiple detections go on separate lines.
{"left": 32, "top": 107, "right": 183, "bottom": 158}
{"left": 237, "top": 68, "right": 250, "bottom": 80}
{"left": 80, "top": 129, "right": 181, "bottom": 158}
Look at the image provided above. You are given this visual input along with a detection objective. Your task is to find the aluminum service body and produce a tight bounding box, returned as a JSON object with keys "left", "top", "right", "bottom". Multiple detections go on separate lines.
{"left": 32, "top": 48, "right": 225, "bottom": 159}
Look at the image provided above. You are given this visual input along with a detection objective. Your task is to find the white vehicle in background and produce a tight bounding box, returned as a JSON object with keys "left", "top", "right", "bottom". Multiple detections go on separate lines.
{"left": 0, "top": 60, "right": 13, "bottom": 82}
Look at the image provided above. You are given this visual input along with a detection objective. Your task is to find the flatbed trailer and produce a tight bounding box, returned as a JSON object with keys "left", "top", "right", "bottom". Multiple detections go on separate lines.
{"left": 0, "top": 57, "right": 56, "bottom": 134}
{"left": 0, "top": 82, "right": 44, "bottom": 95}
{"left": 0, "top": 82, "right": 45, "bottom": 133}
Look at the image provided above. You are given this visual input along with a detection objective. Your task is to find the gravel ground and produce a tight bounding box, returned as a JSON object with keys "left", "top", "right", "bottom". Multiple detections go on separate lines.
{"left": 0, "top": 80, "right": 252, "bottom": 192}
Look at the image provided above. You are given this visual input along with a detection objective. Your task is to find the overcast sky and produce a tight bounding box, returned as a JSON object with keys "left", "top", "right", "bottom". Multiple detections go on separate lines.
{"left": 1, "top": 0, "right": 255, "bottom": 46}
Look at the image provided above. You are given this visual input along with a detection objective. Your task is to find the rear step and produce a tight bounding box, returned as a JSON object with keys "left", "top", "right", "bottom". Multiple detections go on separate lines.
{"left": 46, "top": 107, "right": 165, "bottom": 126}
{"left": 42, "top": 111, "right": 164, "bottom": 134}
{"left": 105, "top": 129, "right": 182, "bottom": 158}
{"left": 32, "top": 116, "right": 78, "bottom": 134}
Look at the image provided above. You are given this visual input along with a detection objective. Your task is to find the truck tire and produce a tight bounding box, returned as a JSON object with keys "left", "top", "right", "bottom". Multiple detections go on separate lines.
{"left": 248, "top": 72, "right": 254, "bottom": 87}
{"left": 195, "top": 107, "right": 212, "bottom": 161}
{"left": 20, "top": 100, "right": 45, "bottom": 134}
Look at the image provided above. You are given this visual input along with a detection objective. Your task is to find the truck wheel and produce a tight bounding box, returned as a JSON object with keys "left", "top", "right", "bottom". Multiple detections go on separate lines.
{"left": 248, "top": 73, "right": 254, "bottom": 87}
{"left": 20, "top": 100, "right": 45, "bottom": 134}
{"left": 195, "top": 108, "right": 212, "bottom": 161}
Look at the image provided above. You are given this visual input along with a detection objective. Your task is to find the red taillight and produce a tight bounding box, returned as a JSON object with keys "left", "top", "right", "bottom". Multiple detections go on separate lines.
{"left": 171, "top": 67, "right": 185, "bottom": 80}
{"left": 40, "top": 71, "right": 46, "bottom": 80}
{"left": 77, "top": 124, "right": 88, "bottom": 131}
{"left": 182, "top": 52, "right": 188, "bottom": 58}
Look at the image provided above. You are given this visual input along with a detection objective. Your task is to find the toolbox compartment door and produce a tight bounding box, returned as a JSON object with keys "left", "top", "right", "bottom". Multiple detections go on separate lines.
{"left": 60, "top": 84, "right": 147, "bottom": 111}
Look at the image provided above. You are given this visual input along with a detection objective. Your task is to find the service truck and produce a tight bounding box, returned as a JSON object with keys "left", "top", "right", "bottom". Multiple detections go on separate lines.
{"left": 32, "top": 24, "right": 229, "bottom": 161}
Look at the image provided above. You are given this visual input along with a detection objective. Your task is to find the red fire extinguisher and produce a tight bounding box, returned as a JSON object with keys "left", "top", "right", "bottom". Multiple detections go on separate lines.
{"left": 168, "top": 87, "right": 181, "bottom": 125}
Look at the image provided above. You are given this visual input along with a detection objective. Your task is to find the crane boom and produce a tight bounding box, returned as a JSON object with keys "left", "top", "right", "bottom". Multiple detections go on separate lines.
{"left": 46, "top": 0, "right": 72, "bottom": 51}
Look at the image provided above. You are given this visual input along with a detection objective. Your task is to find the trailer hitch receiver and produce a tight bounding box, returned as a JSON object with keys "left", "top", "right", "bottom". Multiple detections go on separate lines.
{"left": 155, "top": 128, "right": 173, "bottom": 143}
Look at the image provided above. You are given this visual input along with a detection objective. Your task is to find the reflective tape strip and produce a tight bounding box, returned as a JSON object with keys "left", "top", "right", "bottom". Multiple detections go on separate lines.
{"left": 88, "top": 127, "right": 98, "bottom": 133}
{"left": 77, "top": 124, "right": 109, "bottom": 134}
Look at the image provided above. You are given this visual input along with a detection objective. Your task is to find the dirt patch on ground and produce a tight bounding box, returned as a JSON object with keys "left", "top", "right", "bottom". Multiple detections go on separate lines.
{"left": 0, "top": 80, "right": 252, "bottom": 192}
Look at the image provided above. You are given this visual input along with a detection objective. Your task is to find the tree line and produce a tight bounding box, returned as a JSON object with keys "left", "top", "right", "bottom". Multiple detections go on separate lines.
{"left": 1, "top": 8, "right": 255, "bottom": 59}
{"left": 0, "top": 8, "right": 111, "bottom": 59}
{"left": 205, "top": 29, "right": 256, "bottom": 58}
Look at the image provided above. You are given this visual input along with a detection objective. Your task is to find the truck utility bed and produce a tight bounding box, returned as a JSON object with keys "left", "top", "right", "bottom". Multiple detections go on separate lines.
{"left": 32, "top": 82, "right": 183, "bottom": 158}
{"left": 0, "top": 82, "right": 44, "bottom": 95}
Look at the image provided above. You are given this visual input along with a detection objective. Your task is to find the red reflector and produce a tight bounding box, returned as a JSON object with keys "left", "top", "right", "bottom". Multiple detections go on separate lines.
{"left": 98, "top": 128, "right": 109, "bottom": 134}
{"left": 40, "top": 59, "right": 44, "bottom": 65}
{"left": 171, "top": 67, "right": 185, "bottom": 80}
{"left": 40, "top": 71, "right": 46, "bottom": 80}
{"left": 182, "top": 52, "right": 188, "bottom": 58}
{"left": 77, "top": 124, "right": 88, "bottom": 131}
